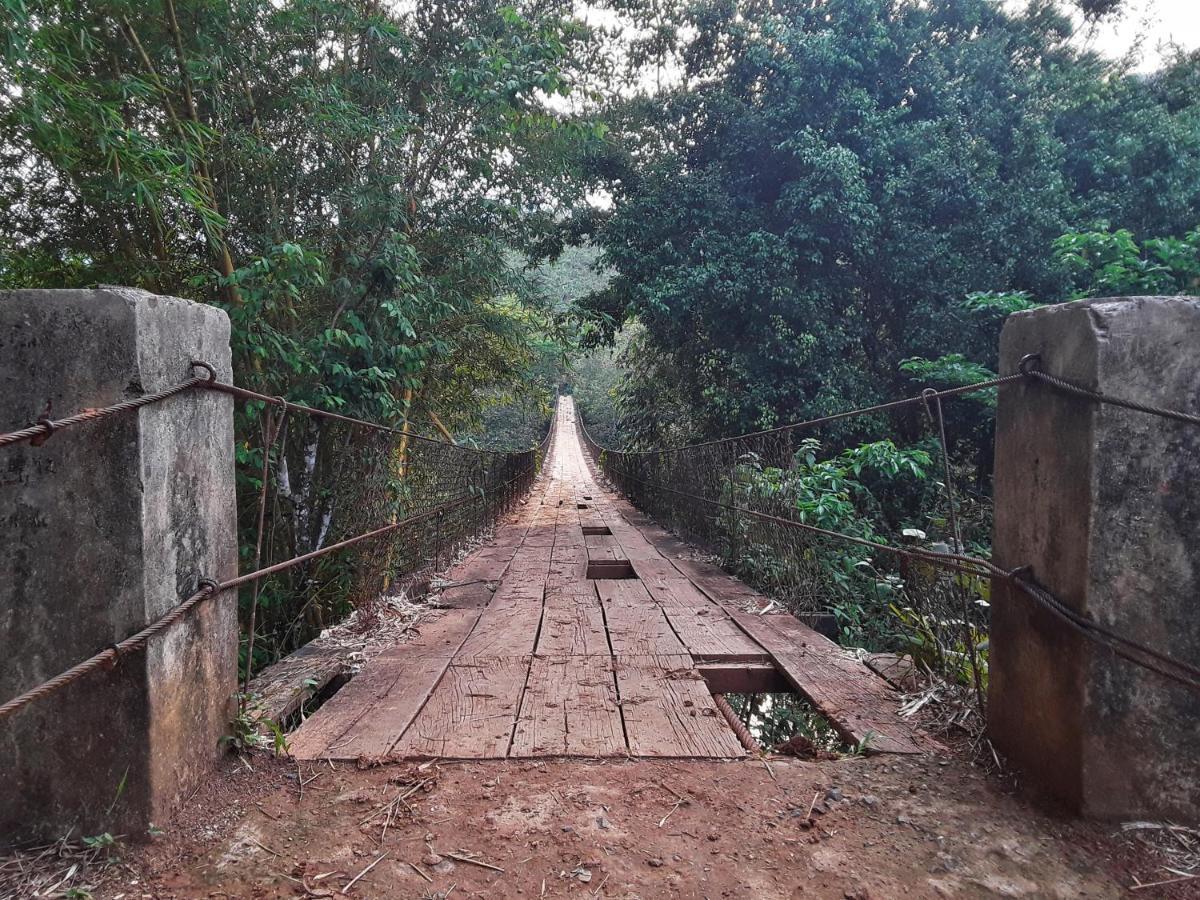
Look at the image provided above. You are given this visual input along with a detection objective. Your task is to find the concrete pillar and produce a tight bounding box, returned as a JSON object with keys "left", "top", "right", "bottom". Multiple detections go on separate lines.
{"left": 989, "top": 296, "right": 1200, "bottom": 820}
{"left": 0, "top": 287, "right": 238, "bottom": 843}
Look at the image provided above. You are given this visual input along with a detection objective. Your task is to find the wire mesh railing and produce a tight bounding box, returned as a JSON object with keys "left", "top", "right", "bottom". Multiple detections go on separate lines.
{"left": 0, "top": 362, "right": 553, "bottom": 721}
{"left": 578, "top": 362, "right": 1200, "bottom": 714}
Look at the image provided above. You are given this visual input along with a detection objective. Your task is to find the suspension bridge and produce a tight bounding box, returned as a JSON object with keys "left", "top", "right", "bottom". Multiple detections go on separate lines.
{"left": 1, "top": 288, "right": 1198, "bottom": 856}
{"left": 284, "top": 398, "right": 932, "bottom": 761}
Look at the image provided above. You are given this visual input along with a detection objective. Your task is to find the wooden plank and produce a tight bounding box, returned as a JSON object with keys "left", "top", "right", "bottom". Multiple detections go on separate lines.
{"left": 458, "top": 601, "right": 543, "bottom": 657}
{"left": 490, "top": 573, "right": 546, "bottom": 604}
{"left": 695, "top": 662, "right": 791, "bottom": 694}
{"left": 314, "top": 655, "right": 451, "bottom": 760}
{"left": 584, "top": 533, "right": 620, "bottom": 553}
{"left": 595, "top": 580, "right": 655, "bottom": 606}
{"left": 287, "top": 610, "right": 480, "bottom": 760}
{"left": 247, "top": 641, "right": 345, "bottom": 729}
{"left": 614, "top": 655, "right": 744, "bottom": 758}
{"left": 731, "top": 612, "right": 939, "bottom": 755}
{"left": 604, "top": 603, "right": 687, "bottom": 656}
{"left": 511, "top": 656, "right": 625, "bottom": 757}
{"left": 435, "top": 580, "right": 496, "bottom": 609}
{"left": 663, "top": 606, "right": 770, "bottom": 663}
{"left": 536, "top": 595, "right": 609, "bottom": 656}
{"left": 640, "top": 575, "right": 714, "bottom": 609}
{"left": 393, "top": 656, "right": 530, "bottom": 759}
{"left": 379, "top": 609, "right": 484, "bottom": 658}
{"left": 629, "top": 559, "right": 679, "bottom": 581}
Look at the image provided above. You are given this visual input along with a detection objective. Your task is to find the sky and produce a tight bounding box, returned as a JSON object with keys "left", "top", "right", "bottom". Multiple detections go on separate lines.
{"left": 1053, "top": 0, "right": 1199, "bottom": 71}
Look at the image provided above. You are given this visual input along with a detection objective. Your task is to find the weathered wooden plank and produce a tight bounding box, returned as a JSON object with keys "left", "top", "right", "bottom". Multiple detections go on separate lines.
{"left": 637, "top": 572, "right": 714, "bottom": 609}
{"left": 595, "top": 579, "right": 655, "bottom": 606}
{"left": 315, "top": 655, "right": 452, "bottom": 760}
{"left": 604, "top": 603, "right": 687, "bottom": 656}
{"left": 629, "top": 558, "right": 679, "bottom": 581}
{"left": 663, "top": 606, "right": 770, "bottom": 663}
{"left": 435, "top": 580, "right": 496, "bottom": 609}
{"left": 614, "top": 655, "right": 744, "bottom": 758}
{"left": 378, "top": 609, "right": 484, "bottom": 659}
{"left": 247, "top": 641, "right": 346, "bottom": 729}
{"left": 585, "top": 545, "right": 622, "bottom": 561}
{"left": 536, "top": 594, "right": 609, "bottom": 656}
{"left": 584, "top": 533, "right": 620, "bottom": 553}
{"left": 511, "top": 655, "right": 625, "bottom": 757}
{"left": 669, "top": 559, "right": 775, "bottom": 613}
{"left": 393, "top": 656, "right": 530, "bottom": 759}
{"left": 458, "top": 601, "right": 543, "bottom": 657}
{"left": 731, "top": 612, "right": 938, "bottom": 755}
{"left": 695, "top": 662, "right": 791, "bottom": 694}
{"left": 287, "top": 610, "right": 481, "bottom": 760}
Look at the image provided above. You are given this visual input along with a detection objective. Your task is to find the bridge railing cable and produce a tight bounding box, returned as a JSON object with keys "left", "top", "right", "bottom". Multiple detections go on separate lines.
{"left": 577, "top": 364, "right": 1200, "bottom": 700}
{"left": 0, "top": 362, "right": 555, "bottom": 722}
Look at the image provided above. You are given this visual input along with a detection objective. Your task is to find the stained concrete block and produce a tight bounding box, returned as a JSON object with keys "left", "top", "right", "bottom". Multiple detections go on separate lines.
{"left": 989, "top": 296, "right": 1200, "bottom": 820}
{"left": 0, "top": 287, "right": 237, "bottom": 843}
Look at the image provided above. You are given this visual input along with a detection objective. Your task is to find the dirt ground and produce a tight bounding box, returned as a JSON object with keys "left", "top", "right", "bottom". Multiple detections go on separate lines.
{"left": 66, "top": 742, "right": 1186, "bottom": 900}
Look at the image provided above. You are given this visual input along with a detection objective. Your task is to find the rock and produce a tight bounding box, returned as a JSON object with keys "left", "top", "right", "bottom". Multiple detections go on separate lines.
{"left": 597, "top": 815, "right": 611, "bottom": 830}
{"left": 861, "top": 795, "right": 880, "bottom": 808}
{"left": 825, "top": 787, "right": 843, "bottom": 803}
{"left": 648, "top": 858, "right": 664, "bottom": 868}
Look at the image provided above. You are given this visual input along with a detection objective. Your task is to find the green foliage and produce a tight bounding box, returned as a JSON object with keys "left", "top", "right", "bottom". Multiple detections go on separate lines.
{"left": 81, "top": 833, "right": 120, "bottom": 860}
{"left": 729, "top": 438, "right": 931, "bottom": 645}
{"left": 0, "top": 0, "right": 606, "bottom": 672}
{"left": 724, "top": 692, "right": 847, "bottom": 753}
{"left": 899, "top": 355, "right": 1000, "bottom": 406}
{"left": 959, "top": 292, "right": 1042, "bottom": 316}
{"left": 1054, "top": 226, "right": 1200, "bottom": 296}
{"left": 580, "top": 0, "right": 1200, "bottom": 447}
{"left": 222, "top": 694, "right": 288, "bottom": 755}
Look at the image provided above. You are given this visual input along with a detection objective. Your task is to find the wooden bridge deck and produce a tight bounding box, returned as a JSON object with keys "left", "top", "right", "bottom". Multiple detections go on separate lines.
{"left": 289, "top": 399, "right": 933, "bottom": 761}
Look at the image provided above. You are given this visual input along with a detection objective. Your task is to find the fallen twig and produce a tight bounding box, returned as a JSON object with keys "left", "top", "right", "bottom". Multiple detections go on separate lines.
{"left": 342, "top": 852, "right": 387, "bottom": 894}
{"left": 658, "top": 799, "right": 683, "bottom": 828}
{"left": 1131, "top": 873, "right": 1199, "bottom": 891}
{"left": 445, "top": 851, "right": 504, "bottom": 873}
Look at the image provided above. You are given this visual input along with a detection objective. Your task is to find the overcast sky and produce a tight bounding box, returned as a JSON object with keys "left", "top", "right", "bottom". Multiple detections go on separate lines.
{"left": 1056, "top": 0, "right": 1198, "bottom": 71}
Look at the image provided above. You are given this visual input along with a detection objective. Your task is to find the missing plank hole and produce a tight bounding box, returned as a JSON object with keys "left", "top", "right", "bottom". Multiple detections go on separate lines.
{"left": 581, "top": 525, "right": 612, "bottom": 536}
{"left": 586, "top": 559, "right": 636, "bottom": 580}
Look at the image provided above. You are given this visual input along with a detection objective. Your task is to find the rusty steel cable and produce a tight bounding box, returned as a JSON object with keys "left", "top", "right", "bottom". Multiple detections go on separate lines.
{"left": 578, "top": 383, "right": 1200, "bottom": 694}
{"left": 593, "top": 454, "right": 1200, "bottom": 692}
{"left": 1019, "top": 354, "right": 1200, "bottom": 427}
{"left": 587, "top": 361, "right": 1199, "bottom": 461}
{"left": 203, "top": 380, "right": 524, "bottom": 455}
{"left": 713, "top": 693, "right": 762, "bottom": 754}
{"left": 1, "top": 359, "right": 554, "bottom": 721}
{"left": 0, "top": 361, "right": 217, "bottom": 449}
{"left": 601, "top": 374, "right": 1026, "bottom": 456}
{"left": 0, "top": 488, "right": 519, "bottom": 724}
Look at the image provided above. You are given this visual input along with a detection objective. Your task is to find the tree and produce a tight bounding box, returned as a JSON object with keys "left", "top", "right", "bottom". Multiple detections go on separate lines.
{"left": 0, "top": 0, "right": 606, "bottom": 666}
{"left": 577, "top": 0, "right": 1200, "bottom": 447}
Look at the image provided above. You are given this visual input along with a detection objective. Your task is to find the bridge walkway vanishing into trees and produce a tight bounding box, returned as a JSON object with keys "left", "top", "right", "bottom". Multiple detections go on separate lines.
{"left": 287, "top": 397, "right": 935, "bottom": 762}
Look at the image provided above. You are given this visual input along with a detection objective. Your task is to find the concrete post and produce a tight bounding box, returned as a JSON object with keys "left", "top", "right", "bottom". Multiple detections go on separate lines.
{"left": 989, "top": 296, "right": 1200, "bottom": 820}
{"left": 0, "top": 287, "right": 238, "bottom": 843}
